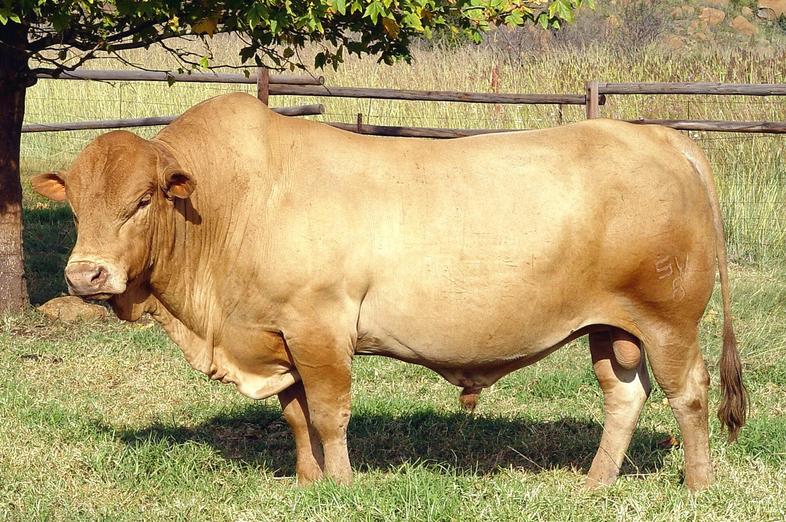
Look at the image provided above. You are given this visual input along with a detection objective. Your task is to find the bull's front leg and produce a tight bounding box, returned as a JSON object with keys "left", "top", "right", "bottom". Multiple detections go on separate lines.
{"left": 282, "top": 324, "right": 354, "bottom": 484}
{"left": 278, "top": 381, "right": 325, "bottom": 485}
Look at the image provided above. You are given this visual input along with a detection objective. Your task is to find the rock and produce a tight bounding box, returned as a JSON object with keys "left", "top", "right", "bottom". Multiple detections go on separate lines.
{"left": 731, "top": 15, "right": 759, "bottom": 35}
{"left": 705, "top": 0, "right": 729, "bottom": 7}
{"left": 741, "top": 6, "right": 754, "bottom": 17}
{"left": 37, "top": 296, "right": 109, "bottom": 322}
{"left": 758, "top": 0, "right": 786, "bottom": 19}
{"left": 671, "top": 6, "right": 684, "bottom": 17}
{"left": 756, "top": 0, "right": 786, "bottom": 20}
{"left": 699, "top": 7, "right": 727, "bottom": 25}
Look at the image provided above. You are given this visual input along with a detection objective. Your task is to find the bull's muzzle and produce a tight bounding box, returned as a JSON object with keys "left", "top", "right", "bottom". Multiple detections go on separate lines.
{"left": 65, "top": 260, "right": 124, "bottom": 299}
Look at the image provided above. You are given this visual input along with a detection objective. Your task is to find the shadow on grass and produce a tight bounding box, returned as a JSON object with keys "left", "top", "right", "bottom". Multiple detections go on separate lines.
{"left": 22, "top": 203, "right": 74, "bottom": 305}
{"left": 94, "top": 402, "right": 670, "bottom": 479}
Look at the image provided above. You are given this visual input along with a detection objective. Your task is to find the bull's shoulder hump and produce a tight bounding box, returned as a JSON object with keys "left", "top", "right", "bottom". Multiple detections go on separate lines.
{"left": 170, "top": 92, "right": 274, "bottom": 127}
{"left": 192, "top": 92, "right": 269, "bottom": 113}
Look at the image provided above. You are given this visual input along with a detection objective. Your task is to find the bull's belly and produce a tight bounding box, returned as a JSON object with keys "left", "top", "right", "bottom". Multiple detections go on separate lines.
{"left": 355, "top": 283, "right": 594, "bottom": 387}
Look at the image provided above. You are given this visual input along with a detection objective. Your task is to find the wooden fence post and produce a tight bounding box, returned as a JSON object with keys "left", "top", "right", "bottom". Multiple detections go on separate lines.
{"left": 257, "top": 67, "right": 269, "bottom": 105}
{"left": 585, "top": 80, "right": 600, "bottom": 119}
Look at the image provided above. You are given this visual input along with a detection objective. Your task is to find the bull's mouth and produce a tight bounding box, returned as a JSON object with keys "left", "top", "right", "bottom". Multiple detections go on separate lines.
{"left": 67, "top": 288, "right": 119, "bottom": 301}
{"left": 77, "top": 292, "right": 116, "bottom": 301}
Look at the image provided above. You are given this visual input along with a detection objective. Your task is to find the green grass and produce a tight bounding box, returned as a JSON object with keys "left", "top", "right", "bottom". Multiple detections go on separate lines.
{"left": 2, "top": 262, "right": 785, "bottom": 519}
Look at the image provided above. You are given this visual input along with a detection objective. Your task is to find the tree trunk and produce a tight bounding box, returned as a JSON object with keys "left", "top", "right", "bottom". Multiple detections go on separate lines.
{"left": 0, "top": 23, "right": 31, "bottom": 313}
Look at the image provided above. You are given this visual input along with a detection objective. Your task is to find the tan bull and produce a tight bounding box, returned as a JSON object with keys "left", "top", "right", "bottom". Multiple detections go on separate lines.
{"left": 32, "top": 92, "right": 747, "bottom": 490}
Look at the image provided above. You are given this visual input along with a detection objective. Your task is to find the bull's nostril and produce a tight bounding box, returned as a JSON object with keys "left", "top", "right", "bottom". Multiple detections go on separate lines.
{"left": 89, "top": 265, "right": 107, "bottom": 284}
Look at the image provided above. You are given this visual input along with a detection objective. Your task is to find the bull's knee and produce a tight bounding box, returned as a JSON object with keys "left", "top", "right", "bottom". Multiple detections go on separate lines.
{"left": 612, "top": 329, "right": 641, "bottom": 370}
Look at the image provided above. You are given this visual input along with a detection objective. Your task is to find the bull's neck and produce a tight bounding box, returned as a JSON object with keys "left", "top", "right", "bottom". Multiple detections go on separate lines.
{"left": 145, "top": 119, "right": 282, "bottom": 337}
{"left": 148, "top": 172, "right": 258, "bottom": 339}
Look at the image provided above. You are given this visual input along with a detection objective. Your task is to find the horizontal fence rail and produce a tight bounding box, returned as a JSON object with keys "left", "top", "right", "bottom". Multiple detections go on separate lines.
{"left": 627, "top": 119, "right": 786, "bottom": 134}
{"left": 327, "top": 122, "right": 516, "bottom": 139}
{"left": 598, "top": 82, "right": 786, "bottom": 96}
{"left": 21, "top": 104, "right": 325, "bottom": 133}
{"left": 270, "top": 83, "right": 593, "bottom": 105}
{"left": 36, "top": 69, "right": 324, "bottom": 85}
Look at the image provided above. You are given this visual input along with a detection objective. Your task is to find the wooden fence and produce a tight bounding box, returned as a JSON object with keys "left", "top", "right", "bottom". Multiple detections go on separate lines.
{"left": 588, "top": 80, "right": 786, "bottom": 134}
{"left": 21, "top": 68, "right": 786, "bottom": 137}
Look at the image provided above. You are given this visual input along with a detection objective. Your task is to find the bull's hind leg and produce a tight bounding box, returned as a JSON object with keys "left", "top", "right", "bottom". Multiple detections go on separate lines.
{"left": 645, "top": 330, "right": 713, "bottom": 490}
{"left": 586, "top": 329, "right": 651, "bottom": 488}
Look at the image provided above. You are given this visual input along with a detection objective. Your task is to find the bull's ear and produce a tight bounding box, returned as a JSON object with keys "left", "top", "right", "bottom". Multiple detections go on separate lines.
{"left": 153, "top": 141, "right": 196, "bottom": 200}
{"left": 31, "top": 172, "right": 67, "bottom": 201}
{"left": 163, "top": 170, "right": 196, "bottom": 200}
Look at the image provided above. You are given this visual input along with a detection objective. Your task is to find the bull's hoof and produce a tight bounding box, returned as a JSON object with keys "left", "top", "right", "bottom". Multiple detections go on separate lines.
{"left": 583, "top": 470, "right": 619, "bottom": 491}
{"left": 295, "top": 464, "right": 324, "bottom": 486}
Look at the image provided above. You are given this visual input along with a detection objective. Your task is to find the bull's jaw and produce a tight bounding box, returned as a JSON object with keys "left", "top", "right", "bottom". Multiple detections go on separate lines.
{"left": 109, "top": 277, "right": 154, "bottom": 322}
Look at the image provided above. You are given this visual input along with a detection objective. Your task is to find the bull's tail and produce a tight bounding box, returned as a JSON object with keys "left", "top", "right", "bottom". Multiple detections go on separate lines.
{"left": 667, "top": 129, "right": 748, "bottom": 442}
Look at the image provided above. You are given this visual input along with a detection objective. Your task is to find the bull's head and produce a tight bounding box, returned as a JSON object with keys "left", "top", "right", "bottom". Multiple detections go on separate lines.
{"left": 32, "top": 131, "right": 196, "bottom": 314}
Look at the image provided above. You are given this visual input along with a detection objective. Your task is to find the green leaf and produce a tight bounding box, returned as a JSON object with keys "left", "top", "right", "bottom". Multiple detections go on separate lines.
{"left": 549, "top": 0, "right": 574, "bottom": 22}
{"left": 364, "top": 1, "right": 385, "bottom": 25}
{"left": 315, "top": 51, "right": 327, "bottom": 69}
{"left": 537, "top": 12, "right": 549, "bottom": 30}
{"left": 199, "top": 55, "right": 209, "bottom": 69}
{"left": 504, "top": 11, "right": 524, "bottom": 26}
{"left": 247, "top": 7, "right": 260, "bottom": 29}
{"left": 335, "top": 0, "right": 347, "bottom": 16}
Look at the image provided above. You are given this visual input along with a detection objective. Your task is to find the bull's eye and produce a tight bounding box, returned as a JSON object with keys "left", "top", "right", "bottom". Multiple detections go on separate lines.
{"left": 138, "top": 194, "right": 152, "bottom": 209}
